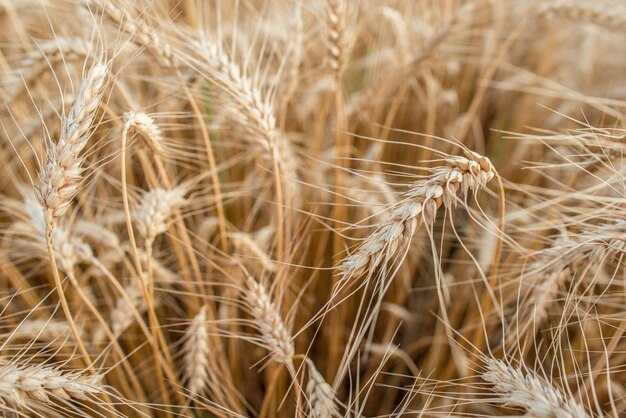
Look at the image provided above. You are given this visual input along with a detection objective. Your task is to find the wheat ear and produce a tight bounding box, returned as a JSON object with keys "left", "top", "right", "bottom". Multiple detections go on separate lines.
{"left": 196, "top": 41, "right": 300, "bottom": 260}
{"left": 123, "top": 111, "right": 164, "bottom": 154}
{"left": 483, "top": 357, "right": 591, "bottom": 418}
{"left": 8, "top": 37, "right": 90, "bottom": 100}
{"left": 340, "top": 150, "right": 496, "bottom": 279}
{"left": 325, "top": 0, "right": 348, "bottom": 82}
{"left": 243, "top": 277, "right": 294, "bottom": 365}
{"left": 0, "top": 362, "right": 103, "bottom": 409}
{"left": 88, "top": 0, "right": 173, "bottom": 66}
{"left": 539, "top": 1, "right": 626, "bottom": 32}
{"left": 305, "top": 358, "right": 340, "bottom": 418}
{"left": 35, "top": 61, "right": 108, "bottom": 220}
{"left": 134, "top": 186, "right": 188, "bottom": 245}
{"left": 12, "top": 319, "right": 80, "bottom": 344}
{"left": 509, "top": 221, "right": 626, "bottom": 344}
{"left": 183, "top": 305, "right": 209, "bottom": 397}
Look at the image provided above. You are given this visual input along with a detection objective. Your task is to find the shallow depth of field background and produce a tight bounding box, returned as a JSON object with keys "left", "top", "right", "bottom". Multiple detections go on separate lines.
{"left": 0, "top": 1, "right": 625, "bottom": 417}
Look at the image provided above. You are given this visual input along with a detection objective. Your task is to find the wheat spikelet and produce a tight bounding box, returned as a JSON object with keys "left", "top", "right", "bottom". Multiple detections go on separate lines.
{"left": 340, "top": 150, "right": 496, "bottom": 279}
{"left": 483, "top": 357, "right": 591, "bottom": 418}
{"left": 35, "top": 61, "right": 108, "bottom": 220}
{"left": 183, "top": 305, "right": 209, "bottom": 397}
{"left": 0, "top": 362, "right": 103, "bottom": 408}
{"left": 243, "top": 277, "right": 294, "bottom": 364}
{"left": 539, "top": 1, "right": 626, "bottom": 32}
{"left": 134, "top": 187, "right": 187, "bottom": 244}
{"left": 306, "top": 358, "right": 340, "bottom": 418}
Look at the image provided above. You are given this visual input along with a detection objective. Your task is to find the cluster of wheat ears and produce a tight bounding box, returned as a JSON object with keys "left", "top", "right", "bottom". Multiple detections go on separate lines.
{"left": 0, "top": 0, "right": 624, "bottom": 417}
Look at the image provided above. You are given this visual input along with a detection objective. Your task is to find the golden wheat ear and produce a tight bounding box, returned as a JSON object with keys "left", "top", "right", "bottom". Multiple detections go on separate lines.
{"left": 0, "top": 361, "right": 105, "bottom": 409}
{"left": 35, "top": 60, "right": 109, "bottom": 221}
{"left": 482, "top": 356, "right": 592, "bottom": 418}
{"left": 305, "top": 357, "right": 341, "bottom": 418}
{"left": 339, "top": 150, "right": 497, "bottom": 280}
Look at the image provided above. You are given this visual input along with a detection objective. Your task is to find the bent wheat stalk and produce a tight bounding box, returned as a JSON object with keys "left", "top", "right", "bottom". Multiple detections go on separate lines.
{"left": 34, "top": 60, "right": 108, "bottom": 368}
{"left": 194, "top": 41, "right": 300, "bottom": 261}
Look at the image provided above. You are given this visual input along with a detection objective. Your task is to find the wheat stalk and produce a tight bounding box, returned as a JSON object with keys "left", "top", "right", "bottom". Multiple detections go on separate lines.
{"left": 482, "top": 357, "right": 592, "bottom": 418}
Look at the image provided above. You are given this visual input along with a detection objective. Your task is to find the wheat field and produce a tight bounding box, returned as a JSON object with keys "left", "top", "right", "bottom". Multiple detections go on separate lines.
{"left": 0, "top": 0, "right": 625, "bottom": 417}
